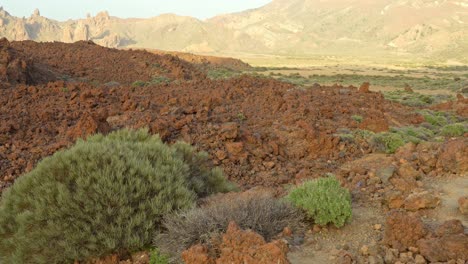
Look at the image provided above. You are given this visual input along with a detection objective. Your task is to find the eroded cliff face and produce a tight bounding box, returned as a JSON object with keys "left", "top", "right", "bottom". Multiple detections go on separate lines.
{"left": 0, "top": 1, "right": 467, "bottom": 61}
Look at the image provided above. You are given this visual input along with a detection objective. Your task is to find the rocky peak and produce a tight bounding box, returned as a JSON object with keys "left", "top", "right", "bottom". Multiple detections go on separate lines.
{"left": 95, "top": 11, "right": 110, "bottom": 20}
{"left": 32, "top": 8, "right": 40, "bottom": 17}
{"left": 0, "top": 6, "right": 10, "bottom": 17}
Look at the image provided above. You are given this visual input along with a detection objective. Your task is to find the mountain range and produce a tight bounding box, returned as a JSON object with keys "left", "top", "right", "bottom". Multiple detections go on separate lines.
{"left": 1, "top": 0, "right": 467, "bottom": 62}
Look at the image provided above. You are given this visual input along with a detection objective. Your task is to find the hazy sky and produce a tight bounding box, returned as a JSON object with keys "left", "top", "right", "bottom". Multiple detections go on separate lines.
{"left": 1, "top": 0, "right": 272, "bottom": 21}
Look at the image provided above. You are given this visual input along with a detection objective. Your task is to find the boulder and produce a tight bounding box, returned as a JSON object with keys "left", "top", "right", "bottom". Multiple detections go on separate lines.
{"left": 418, "top": 234, "right": 468, "bottom": 262}
{"left": 383, "top": 210, "right": 427, "bottom": 251}
{"left": 403, "top": 191, "right": 440, "bottom": 211}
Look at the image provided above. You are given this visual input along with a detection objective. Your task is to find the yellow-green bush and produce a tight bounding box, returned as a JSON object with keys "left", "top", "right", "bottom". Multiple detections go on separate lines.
{"left": 286, "top": 176, "right": 352, "bottom": 228}
{"left": 0, "top": 129, "right": 233, "bottom": 264}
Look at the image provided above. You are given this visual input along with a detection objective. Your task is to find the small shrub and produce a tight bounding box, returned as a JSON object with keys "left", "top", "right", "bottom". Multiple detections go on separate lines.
{"left": 353, "top": 129, "right": 375, "bottom": 139}
{"left": 419, "top": 110, "right": 450, "bottom": 127}
{"left": 440, "top": 123, "right": 466, "bottom": 137}
{"left": 237, "top": 112, "right": 247, "bottom": 121}
{"left": 352, "top": 115, "right": 364, "bottom": 123}
{"left": 286, "top": 176, "right": 352, "bottom": 228}
{"left": 155, "top": 194, "right": 304, "bottom": 262}
{"left": 391, "top": 126, "right": 435, "bottom": 143}
{"left": 0, "top": 129, "right": 233, "bottom": 264}
{"left": 149, "top": 248, "right": 169, "bottom": 264}
{"left": 371, "top": 132, "right": 406, "bottom": 153}
{"left": 334, "top": 133, "right": 355, "bottom": 143}
{"left": 132, "top": 80, "right": 146, "bottom": 87}
{"left": 149, "top": 76, "right": 171, "bottom": 85}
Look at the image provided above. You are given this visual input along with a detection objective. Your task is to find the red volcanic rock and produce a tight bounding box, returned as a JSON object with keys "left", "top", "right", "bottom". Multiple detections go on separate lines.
{"left": 182, "top": 222, "right": 289, "bottom": 264}
{"left": 67, "top": 112, "right": 111, "bottom": 140}
{"left": 403, "top": 191, "right": 440, "bottom": 211}
{"left": 383, "top": 210, "right": 427, "bottom": 251}
{"left": 418, "top": 234, "right": 468, "bottom": 262}
{"left": 0, "top": 41, "right": 425, "bottom": 189}
{"left": 459, "top": 196, "right": 468, "bottom": 215}
{"left": 359, "top": 82, "right": 370, "bottom": 93}
{"left": 435, "top": 220, "right": 465, "bottom": 237}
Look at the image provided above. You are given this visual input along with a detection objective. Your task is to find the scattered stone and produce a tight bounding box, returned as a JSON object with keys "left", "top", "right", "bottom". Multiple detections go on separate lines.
{"left": 359, "top": 82, "right": 370, "bottom": 93}
{"left": 414, "top": 254, "right": 427, "bottom": 264}
{"left": 334, "top": 250, "right": 353, "bottom": 264}
{"left": 385, "top": 191, "right": 405, "bottom": 209}
{"left": 374, "top": 224, "right": 382, "bottom": 231}
{"left": 418, "top": 234, "right": 468, "bottom": 262}
{"left": 408, "top": 246, "right": 419, "bottom": 253}
{"left": 435, "top": 219, "right": 465, "bottom": 237}
{"left": 384, "top": 247, "right": 398, "bottom": 264}
{"left": 220, "top": 122, "right": 238, "bottom": 140}
{"left": 376, "top": 166, "right": 395, "bottom": 184}
{"left": 225, "top": 142, "right": 244, "bottom": 155}
{"left": 360, "top": 245, "right": 369, "bottom": 256}
{"left": 458, "top": 196, "right": 468, "bottom": 214}
{"left": 403, "top": 191, "right": 440, "bottom": 211}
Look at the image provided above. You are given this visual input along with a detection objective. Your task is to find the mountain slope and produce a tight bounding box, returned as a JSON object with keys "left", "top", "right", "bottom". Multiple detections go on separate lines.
{"left": 0, "top": 1, "right": 467, "bottom": 61}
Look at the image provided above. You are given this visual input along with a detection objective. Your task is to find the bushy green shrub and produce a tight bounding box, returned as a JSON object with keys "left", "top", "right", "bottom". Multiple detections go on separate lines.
{"left": 440, "top": 123, "right": 467, "bottom": 137}
{"left": 418, "top": 110, "right": 457, "bottom": 127}
{"left": 370, "top": 132, "right": 406, "bottom": 154}
{"left": 391, "top": 126, "right": 435, "bottom": 144}
{"left": 0, "top": 129, "right": 233, "bottom": 264}
{"left": 286, "top": 176, "right": 352, "bottom": 228}
{"left": 155, "top": 194, "right": 304, "bottom": 262}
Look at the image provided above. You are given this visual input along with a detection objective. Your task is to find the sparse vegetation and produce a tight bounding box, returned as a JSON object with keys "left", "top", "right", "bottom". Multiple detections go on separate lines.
{"left": 149, "top": 248, "right": 169, "bottom": 264}
{"left": 155, "top": 194, "right": 304, "bottom": 261}
{"left": 383, "top": 90, "right": 454, "bottom": 107}
{"left": 440, "top": 123, "right": 467, "bottom": 137}
{"left": 207, "top": 67, "right": 241, "bottom": 79}
{"left": 370, "top": 132, "right": 406, "bottom": 154}
{"left": 360, "top": 110, "right": 468, "bottom": 153}
{"left": 0, "top": 129, "right": 233, "bottom": 264}
{"left": 286, "top": 176, "right": 352, "bottom": 228}
{"left": 132, "top": 80, "right": 147, "bottom": 87}
{"left": 352, "top": 115, "right": 364, "bottom": 123}
{"left": 132, "top": 76, "right": 172, "bottom": 87}
{"left": 252, "top": 66, "right": 467, "bottom": 92}
{"left": 149, "top": 76, "right": 172, "bottom": 85}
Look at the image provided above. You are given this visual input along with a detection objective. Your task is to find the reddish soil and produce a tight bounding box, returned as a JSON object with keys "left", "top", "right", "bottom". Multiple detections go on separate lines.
{"left": 0, "top": 39, "right": 425, "bottom": 191}
{"left": 431, "top": 94, "right": 468, "bottom": 118}
{"left": 144, "top": 48, "right": 251, "bottom": 71}
{"left": 6, "top": 39, "right": 203, "bottom": 85}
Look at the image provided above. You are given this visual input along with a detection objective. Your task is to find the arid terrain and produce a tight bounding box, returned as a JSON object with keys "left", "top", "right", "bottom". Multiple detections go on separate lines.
{"left": 0, "top": 37, "right": 467, "bottom": 264}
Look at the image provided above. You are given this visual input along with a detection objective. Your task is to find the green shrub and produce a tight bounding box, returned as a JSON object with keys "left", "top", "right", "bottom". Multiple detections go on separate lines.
{"left": 149, "top": 248, "right": 169, "bottom": 264}
{"left": 391, "top": 126, "right": 435, "bottom": 144}
{"left": 286, "top": 176, "right": 352, "bottom": 228}
{"left": 440, "top": 123, "right": 467, "bottom": 137}
{"left": 0, "top": 129, "right": 233, "bottom": 264}
{"left": 132, "top": 80, "right": 146, "bottom": 87}
{"left": 155, "top": 194, "right": 304, "bottom": 262}
{"left": 149, "top": 76, "right": 171, "bottom": 85}
{"left": 370, "top": 132, "right": 406, "bottom": 153}
{"left": 352, "top": 115, "right": 364, "bottom": 123}
{"left": 419, "top": 110, "right": 452, "bottom": 127}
